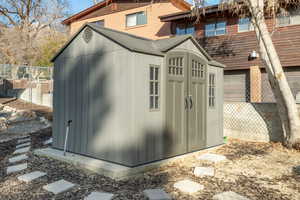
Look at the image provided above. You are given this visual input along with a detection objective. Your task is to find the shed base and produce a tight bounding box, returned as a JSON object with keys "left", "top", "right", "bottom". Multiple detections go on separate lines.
{"left": 34, "top": 146, "right": 223, "bottom": 180}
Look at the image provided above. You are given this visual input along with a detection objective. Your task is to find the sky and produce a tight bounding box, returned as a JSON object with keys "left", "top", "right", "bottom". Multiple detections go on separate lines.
{"left": 69, "top": 0, "right": 94, "bottom": 14}
{"left": 68, "top": 0, "right": 220, "bottom": 14}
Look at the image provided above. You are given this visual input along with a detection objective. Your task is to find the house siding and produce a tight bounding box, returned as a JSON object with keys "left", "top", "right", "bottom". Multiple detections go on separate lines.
{"left": 190, "top": 16, "right": 300, "bottom": 70}
{"left": 69, "top": 1, "right": 186, "bottom": 39}
{"left": 171, "top": 13, "right": 300, "bottom": 102}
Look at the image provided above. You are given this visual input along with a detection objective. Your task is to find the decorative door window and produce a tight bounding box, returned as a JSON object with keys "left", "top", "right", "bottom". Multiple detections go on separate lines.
{"left": 168, "top": 57, "right": 183, "bottom": 76}
{"left": 191, "top": 59, "right": 204, "bottom": 78}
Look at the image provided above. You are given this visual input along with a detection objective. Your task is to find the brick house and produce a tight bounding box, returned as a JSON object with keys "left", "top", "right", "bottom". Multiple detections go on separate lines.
{"left": 159, "top": 5, "right": 300, "bottom": 103}
{"left": 62, "top": 0, "right": 190, "bottom": 39}
{"left": 62, "top": 1, "right": 300, "bottom": 103}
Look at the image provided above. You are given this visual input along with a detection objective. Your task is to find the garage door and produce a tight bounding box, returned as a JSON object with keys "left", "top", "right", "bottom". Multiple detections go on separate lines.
{"left": 224, "top": 70, "right": 250, "bottom": 102}
{"left": 262, "top": 67, "right": 300, "bottom": 102}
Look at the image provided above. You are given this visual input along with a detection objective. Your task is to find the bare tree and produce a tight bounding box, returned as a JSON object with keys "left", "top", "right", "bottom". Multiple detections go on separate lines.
{"left": 192, "top": 0, "right": 300, "bottom": 148}
{"left": 0, "top": 0, "right": 69, "bottom": 65}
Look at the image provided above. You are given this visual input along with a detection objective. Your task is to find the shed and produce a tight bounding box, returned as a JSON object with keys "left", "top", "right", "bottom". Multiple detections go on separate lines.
{"left": 51, "top": 23, "right": 225, "bottom": 167}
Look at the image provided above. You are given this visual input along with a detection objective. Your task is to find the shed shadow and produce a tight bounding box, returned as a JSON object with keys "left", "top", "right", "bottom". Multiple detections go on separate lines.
{"left": 251, "top": 103, "right": 284, "bottom": 142}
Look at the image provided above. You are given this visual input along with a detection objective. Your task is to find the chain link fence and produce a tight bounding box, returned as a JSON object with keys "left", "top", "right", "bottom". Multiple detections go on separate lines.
{"left": 0, "top": 64, "right": 53, "bottom": 81}
{"left": 224, "top": 68, "right": 300, "bottom": 142}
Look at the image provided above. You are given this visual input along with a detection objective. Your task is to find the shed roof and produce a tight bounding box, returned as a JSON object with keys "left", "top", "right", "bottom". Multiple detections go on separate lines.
{"left": 51, "top": 23, "right": 224, "bottom": 68}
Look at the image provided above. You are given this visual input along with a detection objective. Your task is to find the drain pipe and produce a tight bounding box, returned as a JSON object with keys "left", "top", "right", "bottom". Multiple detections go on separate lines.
{"left": 63, "top": 120, "right": 72, "bottom": 156}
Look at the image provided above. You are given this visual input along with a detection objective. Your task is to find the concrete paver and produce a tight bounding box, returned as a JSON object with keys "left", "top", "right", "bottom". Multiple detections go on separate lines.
{"left": 7, "top": 163, "right": 28, "bottom": 174}
{"left": 43, "top": 179, "right": 75, "bottom": 195}
{"left": 143, "top": 189, "right": 172, "bottom": 200}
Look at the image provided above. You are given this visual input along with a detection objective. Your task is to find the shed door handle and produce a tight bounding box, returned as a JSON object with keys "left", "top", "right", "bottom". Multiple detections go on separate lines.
{"left": 184, "top": 97, "right": 188, "bottom": 110}
{"left": 189, "top": 96, "right": 193, "bottom": 110}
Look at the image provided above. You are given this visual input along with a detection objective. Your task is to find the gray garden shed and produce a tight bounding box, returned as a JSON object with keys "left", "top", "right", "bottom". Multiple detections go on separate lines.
{"left": 51, "top": 23, "right": 225, "bottom": 167}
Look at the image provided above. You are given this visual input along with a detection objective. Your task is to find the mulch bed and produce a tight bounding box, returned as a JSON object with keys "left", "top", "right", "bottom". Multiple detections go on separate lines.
{"left": 0, "top": 133, "right": 299, "bottom": 199}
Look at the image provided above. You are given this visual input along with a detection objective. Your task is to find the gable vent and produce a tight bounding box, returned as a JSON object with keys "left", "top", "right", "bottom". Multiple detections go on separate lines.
{"left": 83, "top": 27, "right": 93, "bottom": 43}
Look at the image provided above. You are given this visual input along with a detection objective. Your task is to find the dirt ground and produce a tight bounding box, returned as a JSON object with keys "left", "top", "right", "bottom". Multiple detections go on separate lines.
{"left": 0, "top": 98, "right": 52, "bottom": 121}
{"left": 0, "top": 133, "right": 299, "bottom": 200}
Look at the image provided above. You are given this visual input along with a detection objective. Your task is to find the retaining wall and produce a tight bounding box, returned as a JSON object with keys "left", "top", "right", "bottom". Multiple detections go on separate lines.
{"left": 0, "top": 79, "right": 53, "bottom": 107}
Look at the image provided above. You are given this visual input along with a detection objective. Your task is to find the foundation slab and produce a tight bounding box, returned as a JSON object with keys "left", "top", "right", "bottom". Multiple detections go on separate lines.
{"left": 34, "top": 146, "right": 222, "bottom": 180}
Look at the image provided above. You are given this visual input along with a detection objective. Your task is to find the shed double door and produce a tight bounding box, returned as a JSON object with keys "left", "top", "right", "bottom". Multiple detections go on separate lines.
{"left": 166, "top": 52, "right": 206, "bottom": 157}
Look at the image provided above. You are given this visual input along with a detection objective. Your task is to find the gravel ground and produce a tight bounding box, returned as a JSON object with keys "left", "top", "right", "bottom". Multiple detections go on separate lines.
{"left": 0, "top": 134, "right": 299, "bottom": 200}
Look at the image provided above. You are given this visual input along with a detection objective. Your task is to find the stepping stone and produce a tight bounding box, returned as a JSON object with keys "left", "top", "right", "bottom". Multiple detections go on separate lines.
{"left": 7, "top": 163, "right": 27, "bottom": 174}
{"left": 13, "top": 146, "right": 30, "bottom": 154}
{"left": 173, "top": 179, "right": 204, "bottom": 194}
{"left": 9, "top": 154, "right": 28, "bottom": 163}
{"left": 16, "top": 142, "right": 31, "bottom": 149}
{"left": 43, "top": 137, "right": 53, "bottom": 145}
{"left": 43, "top": 179, "right": 75, "bottom": 195}
{"left": 85, "top": 192, "right": 114, "bottom": 200}
{"left": 194, "top": 167, "right": 214, "bottom": 177}
{"left": 143, "top": 189, "right": 172, "bottom": 200}
{"left": 213, "top": 191, "right": 250, "bottom": 200}
{"left": 17, "top": 137, "right": 31, "bottom": 144}
{"left": 19, "top": 135, "right": 30, "bottom": 139}
{"left": 18, "top": 171, "right": 46, "bottom": 183}
{"left": 197, "top": 153, "right": 226, "bottom": 162}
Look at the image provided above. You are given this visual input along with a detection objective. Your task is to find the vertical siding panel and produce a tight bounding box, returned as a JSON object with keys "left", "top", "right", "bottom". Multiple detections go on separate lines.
{"left": 53, "top": 60, "right": 60, "bottom": 148}
{"left": 69, "top": 59, "right": 76, "bottom": 152}
{"left": 59, "top": 58, "right": 66, "bottom": 149}
{"left": 82, "top": 56, "right": 88, "bottom": 155}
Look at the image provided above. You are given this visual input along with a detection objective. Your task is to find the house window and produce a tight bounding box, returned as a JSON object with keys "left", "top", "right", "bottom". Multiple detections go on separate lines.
{"left": 238, "top": 18, "right": 253, "bottom": 32}
{"left": 92, "top": 20, "right": 104, "bottom": 26}
{"left": 126, "top": 11, "right": 147, "bottom": 27}
{"left": 209, "top": 73, "right": 216, "bottom": 108}
{"left": 175, "top": 24, "right": 195, "bottom": 35}
{"left": 277, "top": 8, "right": 300, "bottom": 27}
{"left": 205, "top": 21, "right": 226, "bottom": 37}
{"left": 150, "top": 65, "right": 160, "bottom": 110}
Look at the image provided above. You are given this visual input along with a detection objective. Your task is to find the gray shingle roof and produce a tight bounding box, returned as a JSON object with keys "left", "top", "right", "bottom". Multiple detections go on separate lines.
{"left": 51, "top": 23, "right": 225, "bottom": 68}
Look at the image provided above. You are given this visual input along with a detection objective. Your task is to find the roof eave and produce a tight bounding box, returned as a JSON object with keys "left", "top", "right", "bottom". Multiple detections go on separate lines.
{"left": 51, "top": 23, "right": 164, "bottom": 62}
{"left": 62, "top": 0, "right": 111, "bottom": 25}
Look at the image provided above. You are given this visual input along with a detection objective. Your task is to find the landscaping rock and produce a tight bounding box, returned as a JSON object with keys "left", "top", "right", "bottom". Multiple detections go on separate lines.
{"left": 17, "top": 137, "right": 31, "bottom": 144}
{"left": 8, "top": 120, "right": 48, "bottom": 135}
{"left": 0, "top": 117, "right": 8, "bottom": 132}
{"left": 7, "top": 163, "right": 27, "bottom": 174}
{"left": 13, "top": 146, "right": 30, "bottom": 154}
{"left": 16, "top": 142, "right": 31, "bottom": 149}
{"left": 173, "top": 179, "right": 204, "bottom": 193}
{"left": 18, "top": 171, "right": 46, "bottom": 183}
{"left": 43, "top": 179, "right": 75, "bottom": 195}
{"left": 213, "top": 191, "right": 250, "bottom": 200}
{"left": 8, "top": 110, "right": 37, "bottom": 124}
{"left": 9, "top": 154, "right": 28, "bottom": 163}
{"left": 143, "top": 189, "right": 172, "bottom": 200}
{"left": 43, "top": 137, "right": 53, "bottom": 145}
{"left": 197, "top": 153, "right": 226, "bottom": 162}
{"left": 194, "top": 167, "right": 214, "bottom": 177}
{"left": 85, "top": 192, "right": 114, "bottom": 200}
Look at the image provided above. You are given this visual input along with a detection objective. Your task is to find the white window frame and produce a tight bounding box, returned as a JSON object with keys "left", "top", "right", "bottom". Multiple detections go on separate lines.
{"left": 149, "top": 65, "right": 160, "bottom": 111}
{"left": 238, "top": 17, "right": 254, "bottom": 32}
{"left": 126, "top": 11, "right": 147, "bottom": 27}
{"left": 205, "top": 21, "right": 227, "bottom": 37}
